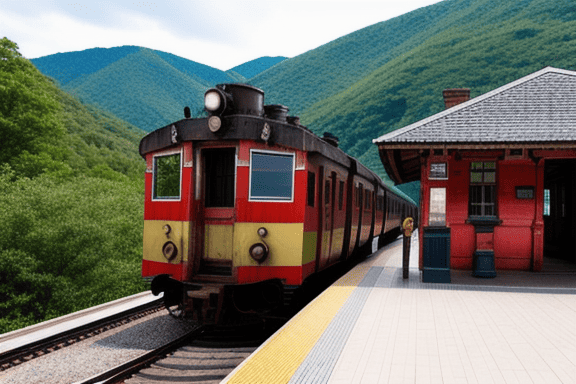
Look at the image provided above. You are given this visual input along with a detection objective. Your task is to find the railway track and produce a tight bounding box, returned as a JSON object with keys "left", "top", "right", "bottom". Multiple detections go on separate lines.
{"left": 75, "top": 322, "right": 272, "bottom": 384}
{"left": 1, "top": 292, "right": 280, "bottom": 384}
{"left": 0, "top": 292, "right": 163, "bottom": 372}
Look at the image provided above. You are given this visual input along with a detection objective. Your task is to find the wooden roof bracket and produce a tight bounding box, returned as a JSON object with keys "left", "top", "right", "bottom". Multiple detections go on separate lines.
{"left": 383, "top": 148, "right": 403, "bottom": 185}
{"left": 528, "top": 149, "right": 542, "bottom": 165}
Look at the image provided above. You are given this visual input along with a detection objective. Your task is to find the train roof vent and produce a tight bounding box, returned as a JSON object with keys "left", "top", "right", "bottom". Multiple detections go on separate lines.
{"left": 287, "top": 116, "right": 300, "bottom": 125}
{"left": 264, "top": 104, "right": 289, "bottom": 122}
{"left": 323, "top": 132, "right": 339, "bottom": 147}
{"left": 218, "top": 83, "right": 264, "bottom": 116}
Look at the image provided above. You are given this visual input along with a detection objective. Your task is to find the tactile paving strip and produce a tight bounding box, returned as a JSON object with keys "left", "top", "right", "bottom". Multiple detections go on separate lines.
{"left": 288, "top": 267, "right": 384, "bottom": 384}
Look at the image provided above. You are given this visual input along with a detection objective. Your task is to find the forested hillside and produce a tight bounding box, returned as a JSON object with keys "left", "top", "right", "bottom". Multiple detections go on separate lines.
{"left": 31, "top": 48, "right": 283, "bottom": 132}
{"left": 0, "top": 38, "right": 148, "bottom": 333}
{"left": 227, "top": 56, "right": 287, "bottom": 80}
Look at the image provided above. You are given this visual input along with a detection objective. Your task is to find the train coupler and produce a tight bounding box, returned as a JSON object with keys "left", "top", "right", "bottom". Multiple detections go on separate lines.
{"left": 186, "top": 286, "right": 224, "bottom": 324}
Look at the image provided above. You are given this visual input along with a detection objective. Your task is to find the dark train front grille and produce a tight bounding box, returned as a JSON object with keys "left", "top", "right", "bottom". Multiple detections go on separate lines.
{"left": 199, "top": 260, "right": 232, "bottom": 276}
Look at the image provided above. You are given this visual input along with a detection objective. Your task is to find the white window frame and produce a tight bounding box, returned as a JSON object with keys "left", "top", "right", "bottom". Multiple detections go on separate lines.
{"left": 152, "top": 149, "right": 183, "bottom": 201}
{"left": 248, "top": 149, "right": 295, "bottom": 202}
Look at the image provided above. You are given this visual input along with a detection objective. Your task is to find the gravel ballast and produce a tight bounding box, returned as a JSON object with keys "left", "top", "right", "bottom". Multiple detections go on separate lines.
{"left": 0, "top": 310, "right": 198, "bottom": 384}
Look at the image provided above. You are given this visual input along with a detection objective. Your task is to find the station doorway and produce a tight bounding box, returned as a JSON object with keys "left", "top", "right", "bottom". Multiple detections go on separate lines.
{"left": 543, "top": 159, "right": 576, "bottom": 271}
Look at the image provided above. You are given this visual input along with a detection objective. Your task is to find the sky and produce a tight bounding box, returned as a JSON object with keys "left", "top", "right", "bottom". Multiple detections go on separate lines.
{"left": 1, "top": 0, "right": 443, "bottom": 71}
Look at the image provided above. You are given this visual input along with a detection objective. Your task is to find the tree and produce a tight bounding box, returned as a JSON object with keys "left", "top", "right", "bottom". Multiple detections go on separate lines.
{"left": 0, "top": 38, "right": 65, "bottom": 168}
{"left": 0, "top": 37, "right": 22, "bottom": 61}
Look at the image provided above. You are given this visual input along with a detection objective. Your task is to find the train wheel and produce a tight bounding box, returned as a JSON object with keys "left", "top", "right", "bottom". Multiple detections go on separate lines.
{"left": 166, "top": 302, "right": 185, "bottom": 319}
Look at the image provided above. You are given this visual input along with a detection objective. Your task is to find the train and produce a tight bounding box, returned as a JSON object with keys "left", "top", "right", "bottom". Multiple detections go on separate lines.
{"left": 139, "top": 83, "right": 417, "bottom": 323}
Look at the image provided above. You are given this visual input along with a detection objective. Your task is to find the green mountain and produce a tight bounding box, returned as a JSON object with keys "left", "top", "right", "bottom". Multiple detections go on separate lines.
{"left": 63, "top": 49, "right": 209, "bottom": 132}
{"left": 227, "top": 56, "right": 287, "bottom": 79}
{"left": 31, "top": 48, "right": 285, "bottom": 131}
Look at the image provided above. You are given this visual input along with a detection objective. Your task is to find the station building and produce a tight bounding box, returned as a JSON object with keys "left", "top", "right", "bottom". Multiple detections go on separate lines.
{"left": 374, "top": 67, "right": 576, "bottom": 279}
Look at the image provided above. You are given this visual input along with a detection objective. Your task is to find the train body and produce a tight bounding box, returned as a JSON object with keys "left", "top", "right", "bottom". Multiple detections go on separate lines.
{"left": 139, "top": 84, "right": 417, "bottom": 322}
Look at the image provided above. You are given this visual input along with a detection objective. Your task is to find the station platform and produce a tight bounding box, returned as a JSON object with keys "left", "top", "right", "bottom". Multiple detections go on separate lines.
{"left": 222, "top": 230, "right": 576, "bottom": 384}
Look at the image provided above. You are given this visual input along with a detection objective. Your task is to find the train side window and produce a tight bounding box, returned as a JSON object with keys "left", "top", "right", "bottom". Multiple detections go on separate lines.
{"left": 307, "top": 171, "right": 315, "bottom": 207}
{"left": 365, "top": 190, "right": 371, "bottom": 211}
{"left": 338, "top": 181, "right": 344, "bottom": 210}
{"left": 249, "top": 150, "right": 295, "bottom": 202}
{"left": 356, "top": 184, "right": 363, "bottom": 209}
{"left": 325, "top": 179, "right": 330, "bottom": 206}
{"left": 153, "top": 153, "right": 181, "bottom": 200}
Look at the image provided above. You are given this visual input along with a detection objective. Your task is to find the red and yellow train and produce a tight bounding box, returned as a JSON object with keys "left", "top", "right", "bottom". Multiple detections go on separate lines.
{"left": 139, "top": 83, "right": 417, "bottom": 322}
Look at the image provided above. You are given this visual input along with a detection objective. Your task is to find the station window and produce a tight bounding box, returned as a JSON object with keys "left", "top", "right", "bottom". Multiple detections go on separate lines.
{"left": 469, "top": 161, "right": 496, "bottom": 217}
{"left": 249, "top": 150, "right": 294, "bottom": 202}
{"left": 153, "top": 153, "right": 181, "bottom": 200}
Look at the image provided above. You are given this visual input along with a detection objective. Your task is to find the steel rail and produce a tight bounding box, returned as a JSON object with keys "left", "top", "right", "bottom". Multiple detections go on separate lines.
{"left": 73, "top": 326, "right": 205, "bottom": 384}
{"left": 0, "top": 294, "right": 164, "bottom": 370}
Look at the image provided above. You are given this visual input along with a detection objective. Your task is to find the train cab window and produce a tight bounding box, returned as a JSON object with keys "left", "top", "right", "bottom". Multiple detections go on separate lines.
{"left": 153, "top": 153, "right": 181, "bottom": 200}
{"left": 307, "top": 172, "right": 315, "bottom": 207}
{"left": 204, "top": 148, "right": 236, "bottom": 207}
{"left": 249, "top": 150, "right": 294, "bottom": 202}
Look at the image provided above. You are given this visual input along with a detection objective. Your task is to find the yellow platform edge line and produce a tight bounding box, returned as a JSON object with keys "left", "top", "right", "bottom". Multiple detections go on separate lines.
{"left": 224, "top": 266, "right": 371, "bottom": 384}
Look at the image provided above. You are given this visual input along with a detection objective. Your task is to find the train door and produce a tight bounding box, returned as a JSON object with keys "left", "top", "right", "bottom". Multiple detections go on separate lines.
{"left": 324, "top": 172, "right": 337, "bottom": 264}
{"left": 195, "top": 147, "right": 236, "bottom": 277}
{"left": 316, "top": 168, "right": 336, "bottom": 270}
{"left": 544, "top": 159, "right": 576, "bottom": 268}
{"left": 354, "top": 183, "right": 364, "bottom": 250}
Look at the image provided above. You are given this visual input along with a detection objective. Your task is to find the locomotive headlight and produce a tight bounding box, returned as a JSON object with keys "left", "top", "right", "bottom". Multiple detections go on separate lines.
{"left": 204, "top": 89, "right": 226, "bottom": 114}
{"left": 249, "top": 242, "right": 269, "bottom": 263}
{"left": 205, "top": 91, "right": 221, "bottom": 111}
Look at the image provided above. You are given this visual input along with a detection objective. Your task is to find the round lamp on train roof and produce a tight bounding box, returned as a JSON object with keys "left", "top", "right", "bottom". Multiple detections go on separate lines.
{"left": 204, "top": 88, "right": 226, "bottom": 115}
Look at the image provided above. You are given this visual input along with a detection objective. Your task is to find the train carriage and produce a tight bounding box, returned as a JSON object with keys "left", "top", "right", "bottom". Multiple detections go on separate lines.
{"left": 139, "top": 84, "right": 416, "bottom": 322}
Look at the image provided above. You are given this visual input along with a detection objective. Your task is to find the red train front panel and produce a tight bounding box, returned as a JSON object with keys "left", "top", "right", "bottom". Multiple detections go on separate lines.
{"left": 142, "top": 139, "right": 314, "bottom": 287}
{"left": 142, "top": 142, "right": 194, "bottom": 281}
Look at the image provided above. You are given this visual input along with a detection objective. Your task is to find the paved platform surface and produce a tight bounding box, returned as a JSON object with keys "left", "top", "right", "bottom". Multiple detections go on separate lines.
{"left": 223, "top": 231, "right": 576, "bottom": 384}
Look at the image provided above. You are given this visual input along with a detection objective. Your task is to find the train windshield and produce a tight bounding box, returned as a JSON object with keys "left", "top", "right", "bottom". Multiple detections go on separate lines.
{"left": 153, "top": 153, "right": 181, "bottom": 200}
{"left": 249, "top": 150, "right": 294, "bottom": 202}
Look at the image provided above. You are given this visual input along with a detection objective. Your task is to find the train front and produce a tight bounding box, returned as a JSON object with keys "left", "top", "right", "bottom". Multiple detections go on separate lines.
{"left": 139, "top": 84, "right": 310, "bottom": 323}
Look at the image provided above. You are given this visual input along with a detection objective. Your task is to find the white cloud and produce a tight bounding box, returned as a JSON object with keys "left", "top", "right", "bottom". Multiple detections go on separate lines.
{"left": 1, "top": 0, "right": 444, "bottom": 70}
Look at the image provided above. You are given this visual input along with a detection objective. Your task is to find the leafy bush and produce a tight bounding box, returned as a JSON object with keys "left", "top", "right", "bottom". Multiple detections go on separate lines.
{"left": 0, "top": 171, "right": 146, "bottom": 333}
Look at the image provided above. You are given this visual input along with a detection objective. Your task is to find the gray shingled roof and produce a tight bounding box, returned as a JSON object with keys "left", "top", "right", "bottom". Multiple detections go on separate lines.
{"left": 373, "top": 67, "right": 576, "bottom": 144}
